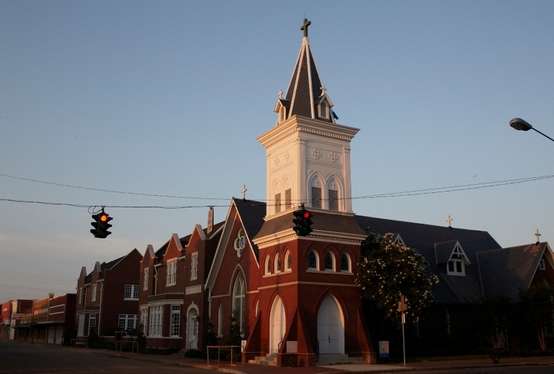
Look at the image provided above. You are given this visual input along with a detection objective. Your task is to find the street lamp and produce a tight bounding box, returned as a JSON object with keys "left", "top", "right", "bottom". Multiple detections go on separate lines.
{"left": 509, "top": 118, "right": 554, "bottom": 143}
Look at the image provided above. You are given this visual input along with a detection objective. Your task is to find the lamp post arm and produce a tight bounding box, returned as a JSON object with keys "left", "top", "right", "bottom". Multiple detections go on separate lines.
{"left": 531, "top": 127, "right": 554, "bottom": 143}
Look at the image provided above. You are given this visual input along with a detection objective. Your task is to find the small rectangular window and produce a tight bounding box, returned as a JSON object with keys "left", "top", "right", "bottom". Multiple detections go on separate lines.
{"left": 311, "top": 187, "right": 322, "bottom": 209}
{"left": 166, "top": 260, "right": 177, "bottom": 286}
{"left": 119, "top": 314, "right": 137, "bottom": 332}
{"left": 285, "top": 189, "right": 292, "bottom": 210}
{"left": 124, "top": 284, "right": 139, "bottom": 300}
{"left": 275, "top": 193, "right": 281, "bottom": 213}
{"left": 88, "top": 315, "right": 96, "bottom": 335}
{"left": 170, "top": 305, "right": 180, "bottom": 337}
{"left": 148, "top": 306, "right": 162, "bottom": 337}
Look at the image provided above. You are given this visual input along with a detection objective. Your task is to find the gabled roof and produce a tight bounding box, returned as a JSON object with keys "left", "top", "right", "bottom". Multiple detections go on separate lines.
{"left": 84, "top": 252, "right": 130, "bottom": 282}
{"left": 283, "top": 31, "right": 334, "bottom": 123}
{"left": 233, "top": 198, "right": 266, "bottom": 242}
{"left": 478, "top": 242, "right": 550, "bottom": 301}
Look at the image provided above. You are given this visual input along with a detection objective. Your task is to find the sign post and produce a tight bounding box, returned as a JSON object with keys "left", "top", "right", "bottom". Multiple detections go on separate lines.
{"left": 398, "top": 294, "right": 408, "bottom": 366}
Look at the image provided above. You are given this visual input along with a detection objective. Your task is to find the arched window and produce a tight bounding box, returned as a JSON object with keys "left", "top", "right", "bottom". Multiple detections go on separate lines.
{"left": 264, "top": 255, "right": 271, "bottom": 275}
{"left": 340, "top": 253, "right": 352, "bottom": 273}
{"left": 327, "top": 177, "right": 340, "bottom": 211}
{"left": 232, "top": 273, "right": 246, "bottom": 336}
{"left": 307, "top": 250, "right": 319, "bottom": 271}
{"left": 284, "top": 251, "right": 292, "bottom": 272}
{"left": 324, "top": 252, "right": 335, "bottom": 271}
{"left": 274, "top": 253, "right": 281, "bottom": 273}
{"left": 309, "top": 175, "right": 322, "bottom": 209}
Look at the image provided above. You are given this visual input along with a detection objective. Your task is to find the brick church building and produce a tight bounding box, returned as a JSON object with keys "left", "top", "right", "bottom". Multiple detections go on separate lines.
{"left": 134, "top": 20, "right": 554, "bottom": 366}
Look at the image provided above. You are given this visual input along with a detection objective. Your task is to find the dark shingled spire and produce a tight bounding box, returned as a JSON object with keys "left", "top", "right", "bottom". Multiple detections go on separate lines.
{"left": 282, "top": 20, "right": 334, "bottom": 123}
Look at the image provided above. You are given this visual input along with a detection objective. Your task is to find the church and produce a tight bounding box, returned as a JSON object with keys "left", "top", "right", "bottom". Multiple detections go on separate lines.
{"left": 134, "top": 20, "right": 554, "bottom": 366}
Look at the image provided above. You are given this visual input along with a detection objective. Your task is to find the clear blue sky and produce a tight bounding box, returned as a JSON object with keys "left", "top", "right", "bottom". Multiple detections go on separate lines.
{"left": 1, "top": 0, "right": 553, "bottom": 301}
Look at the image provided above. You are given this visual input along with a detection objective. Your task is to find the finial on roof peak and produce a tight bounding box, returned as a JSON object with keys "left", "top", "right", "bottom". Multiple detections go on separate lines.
{"left": 240, "top": 184, "right": 248, "bottom": 200}
{"left": 301, "top": 18, "right": 311, "bottom": 38}
{"left": 535, "top": 228, "right": 542, "bottom": 244}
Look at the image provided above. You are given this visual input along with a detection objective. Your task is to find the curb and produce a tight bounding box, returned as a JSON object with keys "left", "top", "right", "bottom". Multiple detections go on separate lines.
{"left": 104, "top": 351, "right": 248, "bottom": 374}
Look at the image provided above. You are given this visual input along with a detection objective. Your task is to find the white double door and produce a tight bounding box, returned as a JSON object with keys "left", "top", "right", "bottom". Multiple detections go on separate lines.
{"left": 317, "top": 295, "right": 345, "bottom": 355}
{"left": 269, "top": 297, "right": 286, "bottom": 354}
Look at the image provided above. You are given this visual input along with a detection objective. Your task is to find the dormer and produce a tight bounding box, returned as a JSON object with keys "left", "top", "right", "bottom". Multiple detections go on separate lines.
{"left": 394, "top": 234, "right": 405, "bottom": 246}
{"left": 273, "top": 95, "right": 289, "bottom": 125}
{"left": 317, "top": 87, "right": 334, "bottom": 123}
{"left": 446, "top": 242, "right": 470, "bottom": 276}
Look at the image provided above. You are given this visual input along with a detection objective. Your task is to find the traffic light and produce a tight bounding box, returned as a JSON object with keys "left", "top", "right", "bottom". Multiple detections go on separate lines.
{"left": 90, "top": 209, "right": 113, "bottom": 238}
{"left": 293, "top": 205, "right": 313, "bottom": 236}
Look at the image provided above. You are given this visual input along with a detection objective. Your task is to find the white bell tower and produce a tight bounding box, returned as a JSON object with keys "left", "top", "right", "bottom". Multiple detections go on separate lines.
{"left": 257, "top": 19, "right": 359, "bottom": 219}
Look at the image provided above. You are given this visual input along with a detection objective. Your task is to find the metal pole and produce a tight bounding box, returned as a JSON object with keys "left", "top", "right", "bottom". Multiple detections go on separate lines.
{"left": 401, "top": 312, "right": 406, "bottom": 366}
{"left": 532, "top": 127, "right": 554, "bottom": 143}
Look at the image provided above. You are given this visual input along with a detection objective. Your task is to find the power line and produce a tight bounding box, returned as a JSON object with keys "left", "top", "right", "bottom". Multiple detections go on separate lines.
{"left": 0, "top": 172, "right": 552, "bottom": 210}
{"left": 0, "top": 198, "right": 229, "bottom": 210}
{"left": 2, "top": 172, "right": 554, "bottom": 204}
{"left": 0, "top": 173, "right": 230, "bottom": 201}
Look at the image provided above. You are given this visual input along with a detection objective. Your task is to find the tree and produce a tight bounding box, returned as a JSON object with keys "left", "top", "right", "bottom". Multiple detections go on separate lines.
{"left": 355, "top": 232, "right": 439, "bottom": 321}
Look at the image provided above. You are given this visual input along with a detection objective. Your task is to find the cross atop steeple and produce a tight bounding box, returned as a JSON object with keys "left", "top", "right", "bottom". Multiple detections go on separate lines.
{"left": 301, "top": 18, "right": 311, "bottom": 38}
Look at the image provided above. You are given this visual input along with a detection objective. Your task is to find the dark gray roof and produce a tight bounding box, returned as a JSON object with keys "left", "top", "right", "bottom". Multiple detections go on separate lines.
{"left": 478, "top": 242, "right": 548, "bottom": 301}
{"left": 233, "top": 198, "right": 266, "bottom": 240}
{"left": 255, "top": 210, "right": 366, "bottom": 240}
{"left": 434, "top": 240, "right": 459, "bottom": 265}
{"left": 355, "top": 215, "right": 501, "bottom": 304}
{"left": 84, "top": 250, "right": 137, "bottom": 282}
{"left": 283, "top": 36, "right": 333, "bottom": 123}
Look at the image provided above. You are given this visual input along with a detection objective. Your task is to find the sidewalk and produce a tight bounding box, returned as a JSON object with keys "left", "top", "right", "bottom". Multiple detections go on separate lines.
{"left": 98, "top": 349, "right": 554, "bottom": 374}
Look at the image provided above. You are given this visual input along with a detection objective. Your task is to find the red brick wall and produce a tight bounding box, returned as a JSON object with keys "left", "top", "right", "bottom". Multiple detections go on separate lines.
{"left": 101, "top": 250, "right": 142, "bottom": 336}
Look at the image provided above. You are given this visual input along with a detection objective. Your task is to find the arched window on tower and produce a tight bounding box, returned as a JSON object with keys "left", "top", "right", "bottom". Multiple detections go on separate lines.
{"left": 232, "top": 273, "right": 246, "bottom": 336}
{"left": 309, "top": 175, "right": 322, "bottom": 209}
{"left": 307, "top": 250, "right": 319, "bottom": 271}
{"left": 324, "top": 252, "right": 335, "bottom": 271}
{"left": 327, "top": 177, "right": 340, "bottom": 211}
{"left": 274, "top": 253, "right": 281, "bottom": 273}
{"left": 340, "top": 253, "right": 352, "bottom": 273}
{"left": 284, "top": 250, "right": 292, "bottom": 272}
{"left": 264, "top": 255, "right": 271, "bottom": 276}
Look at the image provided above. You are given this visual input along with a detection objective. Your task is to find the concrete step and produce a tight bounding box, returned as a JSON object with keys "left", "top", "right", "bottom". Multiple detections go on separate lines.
{"left": 318, "top": 353, "right": 350, "bottom": 365}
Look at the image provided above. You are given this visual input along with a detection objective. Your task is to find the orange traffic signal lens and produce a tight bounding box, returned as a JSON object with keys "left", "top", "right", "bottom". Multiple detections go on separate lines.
{"left": 100, "top": 214, "right": 108, "bottom": 222}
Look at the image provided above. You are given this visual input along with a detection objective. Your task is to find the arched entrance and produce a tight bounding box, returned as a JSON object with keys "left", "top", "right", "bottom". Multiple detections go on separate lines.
{"left": 317, "top": 295, "right": 345, "bottom": 355}
{"left": 269, "top": 296, "right": 286, "bottom": 354}
{"left": 186, "top": 306, "right": 199, "bottom": 350}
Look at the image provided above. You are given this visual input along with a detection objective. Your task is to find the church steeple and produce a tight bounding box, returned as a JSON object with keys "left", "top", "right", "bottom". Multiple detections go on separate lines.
{"left": 274, "top": 19, "right": 336, "bottom": 124}
{"left": 261, "top": 19, "right": 358, "bottom": 218}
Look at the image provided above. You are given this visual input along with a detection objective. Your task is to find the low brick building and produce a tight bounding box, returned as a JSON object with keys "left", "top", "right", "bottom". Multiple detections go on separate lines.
{"left": 13, "top": 293, "right": 76, "bottom": 345}
{"left": 75, "top": 248, "right": 142, "bottom": 343}
{"left": 0, "top": 299, "right": 33, "bottom": 341}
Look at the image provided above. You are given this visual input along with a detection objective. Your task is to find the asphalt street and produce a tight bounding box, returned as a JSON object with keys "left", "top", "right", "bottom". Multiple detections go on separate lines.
{"left": 0, "top": 341, "right": 212, "bottom": 374}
